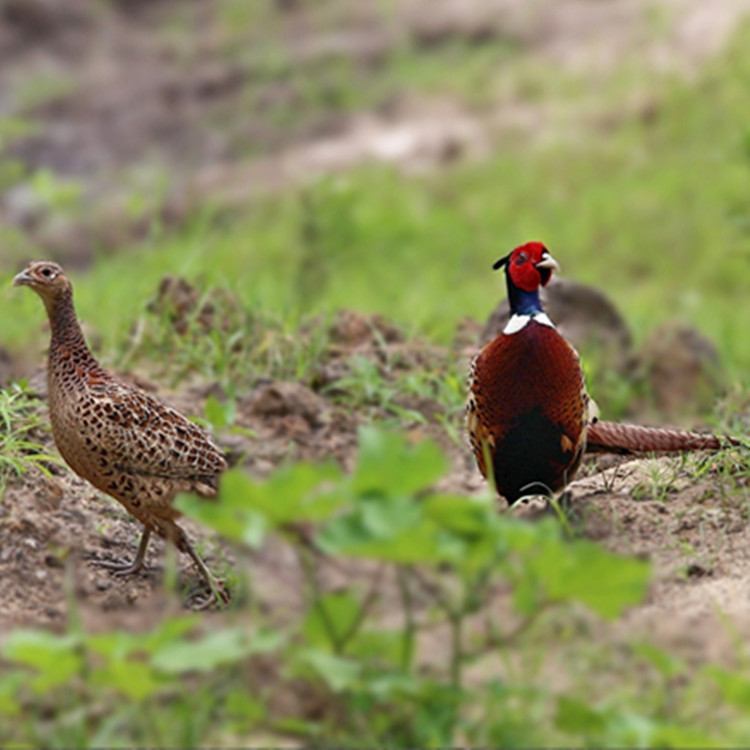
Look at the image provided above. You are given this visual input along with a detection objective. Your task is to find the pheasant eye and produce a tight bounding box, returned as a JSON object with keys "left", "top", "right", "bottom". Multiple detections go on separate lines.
{"left": 41, "top": 267, "right": 52, "bottom": 277}
{"left": 515, "top": 252, "right": 528, "bottom": 265}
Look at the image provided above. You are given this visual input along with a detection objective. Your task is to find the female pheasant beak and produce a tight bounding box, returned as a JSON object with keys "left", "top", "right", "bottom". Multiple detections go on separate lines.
{"left": 13, "top": 269, "right": 32, "bottom": 286}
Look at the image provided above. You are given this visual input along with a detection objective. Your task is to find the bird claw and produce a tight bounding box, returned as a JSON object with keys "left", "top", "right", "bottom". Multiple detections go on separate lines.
{"left": 88, "top": 555, "right": 148, "bottom": 577}
{"left": 187, "top": 578, "right": 231, "bottom": 610}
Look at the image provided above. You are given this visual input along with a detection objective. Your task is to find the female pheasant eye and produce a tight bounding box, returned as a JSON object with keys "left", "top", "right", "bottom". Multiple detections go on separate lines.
{"left": 41, "top": 267, "right": 52, "bottom": 277}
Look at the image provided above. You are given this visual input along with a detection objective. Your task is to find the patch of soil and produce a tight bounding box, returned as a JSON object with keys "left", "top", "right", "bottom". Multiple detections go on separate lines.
{"left": 2, "top": 319, "right": 748, "bottom": 682}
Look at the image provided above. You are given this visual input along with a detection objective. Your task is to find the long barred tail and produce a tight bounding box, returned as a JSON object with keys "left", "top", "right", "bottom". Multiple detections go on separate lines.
{"left": 585, "top": 420, "right": 741, "bottom": 455}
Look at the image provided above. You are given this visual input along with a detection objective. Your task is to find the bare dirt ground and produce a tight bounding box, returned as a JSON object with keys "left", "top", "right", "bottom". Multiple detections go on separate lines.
{"left": 1, "top": 0, "right": 749, "bottom": 676}
{"left": 1, "top": 300, "right": 748, "bottom": 681}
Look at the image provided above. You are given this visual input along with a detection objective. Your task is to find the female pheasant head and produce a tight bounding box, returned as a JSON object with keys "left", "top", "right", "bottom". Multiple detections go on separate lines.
{"left": 13, "top": 261, "right": 73, "bottom": 314}
{"left": 493, "top": 242, "right": 560, "bottom": 333}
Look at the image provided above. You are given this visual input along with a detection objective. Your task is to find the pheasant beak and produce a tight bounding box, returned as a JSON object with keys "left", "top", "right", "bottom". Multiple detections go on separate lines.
{"left": 535, "top": 253, "right": 560, "bottom": 272}
{"left": 12, "top": 269, "right": 32, "bottom": 287}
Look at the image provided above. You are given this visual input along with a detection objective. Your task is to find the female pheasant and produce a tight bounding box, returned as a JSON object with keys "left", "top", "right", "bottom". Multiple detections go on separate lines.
{"left": 467, "top": 242, "right": 740, "bottom": 504}
{"left": 14, "top": 260, "right": 229, "bottom": 607}
{"left": 467, "top": 242, "right": 591, "bottom": 504}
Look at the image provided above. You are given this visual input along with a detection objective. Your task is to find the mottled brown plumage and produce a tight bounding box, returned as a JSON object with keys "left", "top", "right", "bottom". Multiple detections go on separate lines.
{"left": 14, "top": 260, "right": 229, "bottom": 607}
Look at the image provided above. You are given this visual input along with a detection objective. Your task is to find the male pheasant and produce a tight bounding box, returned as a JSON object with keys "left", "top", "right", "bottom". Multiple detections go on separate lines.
{"left": 467, "top": 242, "right": 591, "bottom": 503}
{"left": 14, "top": 260, "right": 229, "bottom": 607}
{"left": 467, "top": 242, "right": 739, "bottom": 505}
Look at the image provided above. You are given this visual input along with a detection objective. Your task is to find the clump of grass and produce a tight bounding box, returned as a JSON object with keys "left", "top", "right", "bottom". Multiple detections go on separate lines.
{"left": 0, "top": 382, "right": 59, "bottom": 498}
{"left": 119, "top": 276, "right": 333, "bottom": 396}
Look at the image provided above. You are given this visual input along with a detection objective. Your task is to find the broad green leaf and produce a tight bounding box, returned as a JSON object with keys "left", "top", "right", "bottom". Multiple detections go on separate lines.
{"left": 264, "top": 462, "right": 347, "bottom": 523}
{"left": 0, "top": 673, "right": 24, "bottom": 715}
{"left": 225, "top": 689, "right": 266, "bottom": 726}
{"left": 520, "top": 539, "right": 650, "bottom": 619}
{"left": 423, "top": 493, "right": 495, "bottom": 535}
{"left": 317, "top": 513, "right": 443, "bottom": 563}
{"left": 647, "top": 724, "right": 721, "bottom": 748}
{"left": 177, "top": 468, "right": 269, "bottom": 546}
{"left": 204, "top": 394, "right": 235, "bottom": 429}
{"left": 348, "top": 630, "right": 405, "bottom": 670}
{"left": 87, "top": 631, "right": 141, "bottom": 660}
{"left": 707, "top": 666, "right": 750, "bottom": 708}
{"left": 180, "top": 463, "right": 346, "bottom": 542}
{"left": 360, "top": 495, "right": 422, "bottom": 537}
{"left": 294, "top": 649, "right": 361, "bottom": 692}
{"left": 3, "top": 630, "right": 83, "bottom": 691}
{"left": 555, "top": 696, "right": 608, "bottom": 734}
{"left": 139, "top": 616, "right": 200, "bottom": 652}
{"left": 302, "top": 591, "right": 362, "bottom": 650}
{"left": 353, "top": 426, "right": 447, "bottom": 497}
{"left": 365, "top": 671, "right": 421, "bottom": 699}
{"left": 151, "top": 627, "right": 283, "bottom": 674}
{"left": 177, "top": 489, "right": 267, "bottom": 548}
{"left": 91, "top": 659, "right": 162, "bottom": 701}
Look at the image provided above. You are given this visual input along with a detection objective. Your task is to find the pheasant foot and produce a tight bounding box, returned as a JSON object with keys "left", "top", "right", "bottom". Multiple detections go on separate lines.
{"left": 90, "top": 527, "right": 152, "bottom": 576}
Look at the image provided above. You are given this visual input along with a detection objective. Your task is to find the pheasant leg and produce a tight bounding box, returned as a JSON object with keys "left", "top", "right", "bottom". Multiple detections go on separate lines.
{"left": 93, "top": 527, "right": 152, "bottom": 576}
{"left": 183, "top": 538, "right": 230, "bottom": 609}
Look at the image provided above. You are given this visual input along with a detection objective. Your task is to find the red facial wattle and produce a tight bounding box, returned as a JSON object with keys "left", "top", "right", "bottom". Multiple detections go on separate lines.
{"left": 506, "top": 242, "right": 553, "bottom": 292}
{"left": 508, "top": 256, "right": 543, "bottom": 291}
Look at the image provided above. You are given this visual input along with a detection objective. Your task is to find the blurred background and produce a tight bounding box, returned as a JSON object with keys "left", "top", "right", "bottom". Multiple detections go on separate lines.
{"left": 3, "top": 4, "right": 750, "bottom": 745}
{"left": 0, "top": 0, "right": 749, "bottom": 404}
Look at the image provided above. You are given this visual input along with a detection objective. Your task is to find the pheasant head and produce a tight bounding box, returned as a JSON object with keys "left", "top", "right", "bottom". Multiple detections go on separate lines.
{"left": 14, "top": 261, "right": 72, "bottom": 314}
{"left": 493, "top": 241, "right": 559, "bottom": 319}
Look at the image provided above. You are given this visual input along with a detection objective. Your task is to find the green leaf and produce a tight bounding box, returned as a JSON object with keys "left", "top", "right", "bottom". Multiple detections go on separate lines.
{"left": 294, "top": 649, "right": 362, "bottom": 692}
{"left": 347, "top": 630, "right": 405, "bottom": 670}
{"left": 360, "top": 495, "right": 422, "bottom": 536}
{"left": 176, "top": 469, "right": 268, "bottom": 547}
{"left": 0, "top": 673, "right": 24, "bottom": 715}
{"left": 422, "top": 493, "right": 495, "bottom": 535}
{"left": 353, "top": 426, "right": 447, "bottom": 497}
{"left": 177, "top": 490, "right": 268, "bottom": 548}
{"left": 225, "top": 689, "right": 266, "bottom": 729}
{"left": 3, "top": 630, "right": 83, "bottom": 691}
{"left": 151, "top": 627, "right": 283, "bottom": 674}
{"left": 263, "top": 462, "right": 346, "bottom": 524}
{"left": 555, "top": 696, "right": 607, "bottom": 735}
{"left": 87, "top": 632, "right": 141, "bottom": 660}
{"left": 180, "top": 461, "right": 346, "bottom": 547}
{"left": 519, "top": 538, "right": 650, "bottom": 619}
{"left": 365, "top": 671, "right": 421, "bottom": 699}
{"left": 302, "top": 591, "right": 362, "bottom": 650}
{"left": 138, "top": 616, "right": 200, "bottom": 652}
{"left": 707, "top": 666, "right": 750, "bottom": 708}
{"left": 204, "top": 394, "right": 235, "bottom": 429}
{"left": 91, "top": 659, "right": 162, "bottom": 701}
{"left": 647, "top": 724, "right": 721, "bottom": 748}
{"left": 317, "top": 510, "right": 442, "bottom": 564}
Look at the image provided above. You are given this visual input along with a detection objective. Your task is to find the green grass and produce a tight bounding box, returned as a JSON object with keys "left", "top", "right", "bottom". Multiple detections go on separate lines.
{"left": 4, "top": 24, "right": 750, "bottom": 386}
{"left": 0, "top": 383, "right": 59, "bottom": 497}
